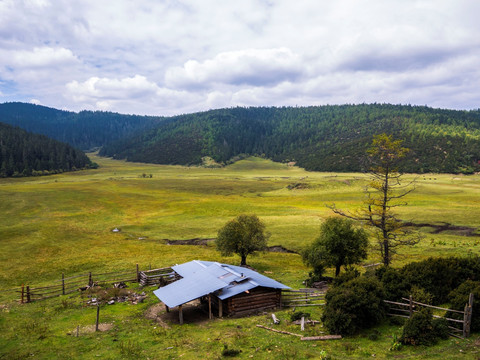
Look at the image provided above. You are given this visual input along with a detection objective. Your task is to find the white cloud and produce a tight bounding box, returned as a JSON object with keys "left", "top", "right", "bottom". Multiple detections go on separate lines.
{"left": 1, "top": 47, "right": 78, "bottom": 68}
{"left": 1, "top": 0, "right": 480, "bottom": 114}
{"left": 165, "top": 48, "right": 304, "bottom": 89}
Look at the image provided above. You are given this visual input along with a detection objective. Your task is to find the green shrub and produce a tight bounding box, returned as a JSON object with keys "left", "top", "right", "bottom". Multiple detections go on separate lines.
{"left": 448, "top": 280, "right": 480, "bottom": 332}
{"left": 375, "top": 266, "right": 410, "bottom": 301}
{"left": 400, "top": 308, "right": 447, "bottom": 346}
{"left": 222, "top": 344, "right": 242, "bottom": 357}
{"left": 290, "top": 311, "right": 311, "bottom": 321}
{"left": 321, "top": 275, "right": 386, "bottom": 335}
{"left": 399, "top": 256, "right": 480, "bottom": 304}
{"left": 410, "top": 286, "right": 433, "bottom": 305}
{"left": 332, "top": 267, "right": 360, "bottom": 286}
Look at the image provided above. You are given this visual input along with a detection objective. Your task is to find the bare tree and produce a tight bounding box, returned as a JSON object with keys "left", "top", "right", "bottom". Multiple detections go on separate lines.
{"left": 329, "top": 134, "right": 421, "bottom": 266}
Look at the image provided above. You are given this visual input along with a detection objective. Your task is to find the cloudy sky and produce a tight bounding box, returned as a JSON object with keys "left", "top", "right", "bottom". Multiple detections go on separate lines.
{"left": 1, "top": 0, "right": 479, "bottom": 116}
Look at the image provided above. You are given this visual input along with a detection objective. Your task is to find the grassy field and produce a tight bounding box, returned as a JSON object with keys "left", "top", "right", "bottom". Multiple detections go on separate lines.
{"left": 1, "top": 154, "right": 479, "bottom": 359}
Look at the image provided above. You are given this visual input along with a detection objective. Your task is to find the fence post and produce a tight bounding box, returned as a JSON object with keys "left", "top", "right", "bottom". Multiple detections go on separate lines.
{"left": 463, "top": 303, "right": 468, "bottom": 338}
{"left": 136, "top": 264, "right": 140, "bottom": 283}
{"left": 88, "top": 272, "right": 92, "bottom": 287}
{"left": 26, "top": 286, "right": 31, "bottom": 303}
{"left": 464, "top": 293, "right": 474, "bottom": 338}
{"left": 95, "top": 305, "right": 100, "bottom": 332}
{"left": 409, "top": 295, "right": 413, "bottom": 317}
{"left": 21, "top": 284, "right": 24, "bottom": 304}
{"left": 62, "top": 273, "right": 65, "bottom": 295}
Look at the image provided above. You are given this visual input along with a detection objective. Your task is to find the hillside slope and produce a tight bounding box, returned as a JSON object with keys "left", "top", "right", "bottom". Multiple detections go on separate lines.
{"left": 100, "top": 104, "right": 480, "bottom": 173}
{"left": 0, "top": 102, "right": 163, "bottom": 151}
{"left": 0, "top": 122, "right": 95, "bottom": 177}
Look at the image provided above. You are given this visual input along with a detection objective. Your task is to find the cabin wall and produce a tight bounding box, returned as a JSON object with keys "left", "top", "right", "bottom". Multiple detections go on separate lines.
{"left": 224, "top": 287, "right": 281, "bottom": 316}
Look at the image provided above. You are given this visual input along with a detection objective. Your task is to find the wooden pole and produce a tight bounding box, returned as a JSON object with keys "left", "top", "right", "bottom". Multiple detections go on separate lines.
{"left": 21, "top": 284, "right": 24, "bottom": 304}
{"left": 464, "top": 293, "right": 474, "bottom": 338}
{"left": 76, "top": 325, "right": 79, "bottom": 337}
{"left": 96, "top": 305, "right": 100, "bottom": 332}
{"left": 468, "top": 293, "right": 474, "bottom": 337}
{"left": 218, "top": 299, "right": 223, "bottom": 318}
{"left": 88, "top": 272, "right": 92, "bottom": 287}
{"left": 26, "top": 286, "right": 31, "bottom": 303}
{"left": 62, "top": 273, "right": 65, "bottom": 295}
{"left": 178, "top": 305, "right": 183, "bottom": 325}
{"left": 409, "top": 295, "right": 413, "bottom": 317}
{"left": 136, "top": 264, "right": 140, "bottom": 283}
{"left": 165, "top": 305, "right": 170, "bottom": 313}
{"left": 301, "top": 317, "right": 305, "bottom": 331}
{"left": 208, "top": 294, "right": 212, "bottom": 320}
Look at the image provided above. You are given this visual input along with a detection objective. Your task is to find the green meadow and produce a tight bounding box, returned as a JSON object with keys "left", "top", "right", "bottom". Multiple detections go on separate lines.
{"left": 1, "top": 155, "right": 479, "bottom": 359}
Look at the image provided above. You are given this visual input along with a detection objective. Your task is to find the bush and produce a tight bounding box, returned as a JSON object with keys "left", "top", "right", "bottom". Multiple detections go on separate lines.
{"left": 400, "top": 308, "right": 448, "bottom": 346}
{"left": 448, "top": 280, "right": 480, "bottom": 332}
{"left": 332, "top": 267, "right": 360, "bottom": 287}
{"left": 410, "top": 286, "right": 434, "bottom": 305}
{"left": 290, "top": 311, "right": 311, "bottom": 321}
{"left": 399, "top": 256, "right": 480, "bottom": 304}
{"left": 375, "top": 266, "right": 410, "bottom": 301}
{"left": 321, "top": 275, "right": 386, "bottom": 335}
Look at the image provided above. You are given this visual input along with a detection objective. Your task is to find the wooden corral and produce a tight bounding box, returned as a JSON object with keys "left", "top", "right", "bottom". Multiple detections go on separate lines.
{"left": 138, "top": 267, "right": 180, "bottom": 287}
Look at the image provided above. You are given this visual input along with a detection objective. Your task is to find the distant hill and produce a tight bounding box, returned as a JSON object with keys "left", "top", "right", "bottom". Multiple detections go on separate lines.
{"left": 99, "top": 104, "right": 480, "bottom": 174}
{"left": 0, "top": 102, "right": 163, "bottom": 151}
{"left": 3, "top": 102, "right": 480, "bottom": 174}
{"left": 0, "top": 122, "right": 96, "bottom": 177}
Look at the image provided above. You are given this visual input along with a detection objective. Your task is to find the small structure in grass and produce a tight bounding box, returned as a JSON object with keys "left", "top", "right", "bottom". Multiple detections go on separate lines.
{"left": 153, "top": 260, "right": 289, "bottom": 324}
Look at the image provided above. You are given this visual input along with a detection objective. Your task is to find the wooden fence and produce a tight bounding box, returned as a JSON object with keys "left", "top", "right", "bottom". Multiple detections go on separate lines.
{"left": 0, "top": 265, "right": 176, "bottom": 304}
{"left": 384, "top": 293, "right": 474, "bottom": 338}
{"left": 282, "top": 288, "right": 325, "bottom": 308}
{"left": 138, "top": 268, "right": 180, "bottom": 286}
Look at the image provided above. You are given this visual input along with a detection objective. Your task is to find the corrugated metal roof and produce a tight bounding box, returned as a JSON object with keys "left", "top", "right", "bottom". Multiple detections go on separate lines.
{"left": 153, "top": 260, "right": 289, "bottom": 308}
{"left": 153, "top": 270, "right": 225, "bottom": 308}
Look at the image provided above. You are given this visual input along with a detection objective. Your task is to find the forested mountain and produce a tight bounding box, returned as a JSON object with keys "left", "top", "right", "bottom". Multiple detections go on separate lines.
{"left": 0, "top": 122, "right": 96, "bottom": 177}
{"left": 0, "top": 102, "right": 163, "bottom": 151}
{"left": 99, "top": 104, "right": 480, "bottom": 174}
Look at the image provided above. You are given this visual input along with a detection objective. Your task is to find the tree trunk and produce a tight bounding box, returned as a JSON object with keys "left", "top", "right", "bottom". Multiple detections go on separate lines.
{"left": 240, "top": 254, "right": 247, "bottom": 266}
{"left": 335, "top": 264, "right": 341, "bottom": 277}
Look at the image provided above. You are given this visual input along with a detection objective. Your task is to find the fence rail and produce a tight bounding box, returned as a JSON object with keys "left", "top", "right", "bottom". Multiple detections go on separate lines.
{"left": 0, "top": 264, "right": 176, "bottom": 304}
{"left": 282, "top": 288, "right": 326, "bottom": 307}
{"left": 384, "top": 293, "right": 474, "bottom": 338}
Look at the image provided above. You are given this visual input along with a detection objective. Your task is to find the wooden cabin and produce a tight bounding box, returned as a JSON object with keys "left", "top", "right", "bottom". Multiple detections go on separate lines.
{"left": 153, "top": 260, "right": 289, "bottom": 323}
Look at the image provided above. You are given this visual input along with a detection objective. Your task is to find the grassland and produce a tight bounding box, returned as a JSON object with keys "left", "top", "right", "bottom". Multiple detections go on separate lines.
{"left": 0, "top": 154, "right": 479, "bottom": 359}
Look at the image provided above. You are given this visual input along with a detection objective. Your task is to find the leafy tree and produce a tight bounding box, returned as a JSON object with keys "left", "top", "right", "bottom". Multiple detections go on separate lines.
{"left": 331, "top": 134, "right": 421, "bottom": 266}
{"left": 216, "top": 214, "right": 268, "bottom": 266}
{"left": 302, "top": 217, "right": 368, "bottom": 277}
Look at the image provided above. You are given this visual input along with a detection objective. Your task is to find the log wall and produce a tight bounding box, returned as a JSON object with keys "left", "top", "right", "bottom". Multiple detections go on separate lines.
{"left": 224, "top": 287, "right": 281, "bottom": 316}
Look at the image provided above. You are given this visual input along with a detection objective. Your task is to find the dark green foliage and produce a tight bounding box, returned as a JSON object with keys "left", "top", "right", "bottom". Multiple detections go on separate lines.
{"left": 448, "top": 280, "right": 480, "bottom": 332}
{"left": 375, "top": 266, "right": 411, "bottom": 301}
{"left": 410, "top": 286, "right": 434, "bottom": 305}
{"left": 216, "top": 214, "right": 268, "bottom": 266}
{"left": 290, "top": 311, "right": 311, "bottom": 321}
{"left": 321, "top": 275, "right": 386, "bottom": 335}
{"left": 222, "top": 344, "right": 242, "bottom": 357}
{"left": 98, "top": 104, "right": 480, "bottom": 173}
{"left": 4, "top": 102, "right": 480, "bottom": 173}
{"left": 400, "top": 308, "right": 448, "bottom": 346}
{"left": 368, "top": 329, "right": 380, "bottom": 341}
{"left": 377, "top": 257, "right": 480, "bottom": 305}
{"left": 0, "top": 102, "right": 162, "bottom": 151}
{"left": 0, "top": 122, "right": 94, "bottom": 177}
{"left": 399, "top": 256, "right": 480, "bottom": 304}
{"left": 332, "top": 267, "right": 360, "bottom": 286}
{"left": 302, "top": 217, "right": 368, "bottom": 277}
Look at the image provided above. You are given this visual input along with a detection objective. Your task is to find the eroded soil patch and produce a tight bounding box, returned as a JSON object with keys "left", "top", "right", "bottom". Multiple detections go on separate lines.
{"left": 405, "top": 222, "right": 479, "bottom": 237}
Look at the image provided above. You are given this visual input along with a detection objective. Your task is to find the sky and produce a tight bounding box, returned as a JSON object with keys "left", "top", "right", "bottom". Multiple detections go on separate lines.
{"left": 0, "top": 0, "right": 479, "bottom": 116}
